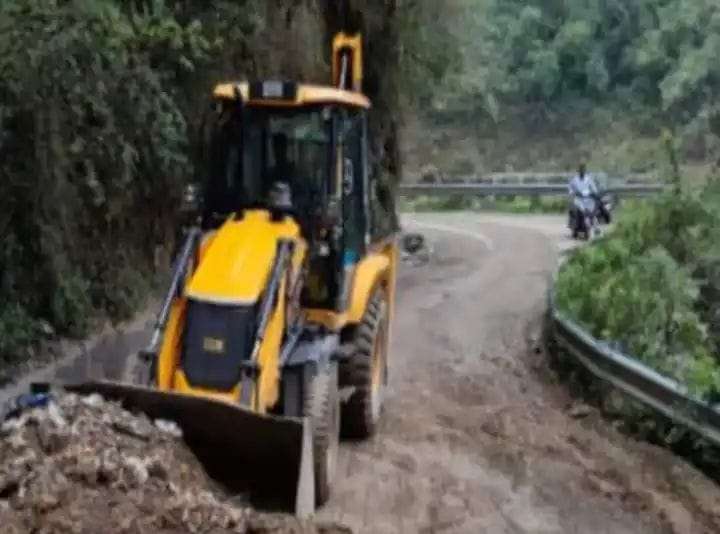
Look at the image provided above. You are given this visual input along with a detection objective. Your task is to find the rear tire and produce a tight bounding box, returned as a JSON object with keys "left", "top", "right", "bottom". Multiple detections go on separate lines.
{"left": 303, "top": 362, "right": 339, "bottom": 506}
{"left": 340, "top": 288, "right": 389, "bottom": 439}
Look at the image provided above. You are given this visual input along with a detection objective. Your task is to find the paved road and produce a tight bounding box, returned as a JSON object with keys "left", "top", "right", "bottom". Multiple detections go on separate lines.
{"left": 3, "top": 213, "right": 720, "bottom": 533}
{"left": 318, "top": 213, "right": 720, "bottom": 534}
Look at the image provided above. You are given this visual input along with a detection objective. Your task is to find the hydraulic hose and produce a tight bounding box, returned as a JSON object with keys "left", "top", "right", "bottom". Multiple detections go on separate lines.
{"left": 146, "top": 227, "right": 200, "bottom": 352}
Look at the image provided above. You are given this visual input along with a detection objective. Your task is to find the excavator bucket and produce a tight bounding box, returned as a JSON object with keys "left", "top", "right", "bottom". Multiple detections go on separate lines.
{"left": 64, "top": 381, "right": 315, "bottom": 517}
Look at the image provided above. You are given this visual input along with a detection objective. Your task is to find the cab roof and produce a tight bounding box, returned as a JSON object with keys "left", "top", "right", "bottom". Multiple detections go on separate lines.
{"left": 213, "top": 81, "right": 371, "bottom": 110}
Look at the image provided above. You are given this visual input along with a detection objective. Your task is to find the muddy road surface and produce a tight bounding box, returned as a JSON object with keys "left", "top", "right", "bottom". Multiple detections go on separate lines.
{"left": 3, "top": 213, "right": 720, "bottom": 533}
{"left": 319, "top": 213, "right": 720, "bottom": 534}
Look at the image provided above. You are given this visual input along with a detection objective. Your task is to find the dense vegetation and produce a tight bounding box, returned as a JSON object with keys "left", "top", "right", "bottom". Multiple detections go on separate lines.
{"left": 0, "top": 0, "right": 401, "bottom": 364}
{"left": 400, "top": 195, "right": 567, "bottom": 214}
{"left": 0, "top": 0, "right": 205, "bottom": 359}
{"left": 407, "top": 0, "right": 720, "bottom": 122}
{"left": 404, "top": 0, "right": 720, "bottom": 172}
{"left": 556, "top": 176, "right": 720, "bottom": 399}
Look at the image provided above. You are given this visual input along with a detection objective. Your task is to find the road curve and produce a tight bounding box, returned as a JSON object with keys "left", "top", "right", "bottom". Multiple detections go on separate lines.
{"left": 319, "top": 213, "right": 720, "bottom": 534}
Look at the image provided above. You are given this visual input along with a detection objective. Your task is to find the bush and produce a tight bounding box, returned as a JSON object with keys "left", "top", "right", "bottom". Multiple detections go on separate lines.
{"left": 0, "top": 305, "right": 41, "bottom": 364}
{"left": 401, "top": 194, "right": 566, "bottom": 213}
{"left": 556, "top": 185, "right": 720, "bottom": 398}
{"left": 51, "top": 273, "right": 92, "bottom": 337}
{"left": 0, "top": 0, "right": 210, "bottom": 356}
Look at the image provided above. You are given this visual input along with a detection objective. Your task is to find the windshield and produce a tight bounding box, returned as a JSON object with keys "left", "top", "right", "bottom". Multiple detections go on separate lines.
{"left": 202, "top": 105, "right": 332, "bottom": 218}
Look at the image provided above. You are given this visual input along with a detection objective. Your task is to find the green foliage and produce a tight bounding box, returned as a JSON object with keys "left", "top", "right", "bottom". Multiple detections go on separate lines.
{"left": 556, "top": 183, "right": 720, "bottom": 399}
{"left": 0, "top": 0, "right": 209, "bottom": 348}
{"left": 0, "top": 305, "right": 41, "bottom": 364}
{"left": 401, "top": 195, "right": 566, "bottom": 214}
{"left": 399, "top": 0, "right": 501, "bottom": 118}
{"left": 405, "top": 0, "right": 720, "bottom": 154}
{"left": 401, "top": 195, "right": 476, "bottom": 212}
{"left": 51, "top": 273, "right": 92, "bottom": 337}
{"left": 0, "top": 0, "right": 214, "bottom": 361}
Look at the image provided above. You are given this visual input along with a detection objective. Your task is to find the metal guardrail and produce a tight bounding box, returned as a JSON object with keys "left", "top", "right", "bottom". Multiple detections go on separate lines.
{"left": 407, "top": 170, "right": 659, "bottom": 186}
{"left": 399, "top": 183, "right": 667, "bottom": 198}
{"left": 481, "top": 171, "right": 657, "bottom": 184}
{"left": 549, "top": 289, "right": 720, "bottom": 447}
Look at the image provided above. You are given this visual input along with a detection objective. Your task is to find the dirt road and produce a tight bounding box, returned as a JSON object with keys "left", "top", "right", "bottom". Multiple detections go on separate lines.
{"left": 3, "top": 213, "right": 720, "bottom": 533}
{"left": 318, "top": 213, "right": 720, "bottom": 534}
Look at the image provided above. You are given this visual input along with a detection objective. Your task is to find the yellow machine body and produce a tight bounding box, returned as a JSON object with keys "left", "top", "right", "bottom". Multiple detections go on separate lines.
{"left": 213, "top": 82, "right": 370, "bottom": 110}
{"left": 186, "top": 211, "right": 304, "bottom": 305}
{"left": 157, "top": 211, "right": 305, "bottom": 411}
{"left": 332, "top": 32, "right": 363, "bottom": 92}
{"left": 306, "top": 239, "right": 397, "bottom": 331}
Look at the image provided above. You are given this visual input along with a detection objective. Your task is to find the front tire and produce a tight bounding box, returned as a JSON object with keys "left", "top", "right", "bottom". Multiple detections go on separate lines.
{"left": 340, "top": 288, "right": 389, "bottom": 439}
{"left": 303, "top": 362, "right": 339, "bottom": 506}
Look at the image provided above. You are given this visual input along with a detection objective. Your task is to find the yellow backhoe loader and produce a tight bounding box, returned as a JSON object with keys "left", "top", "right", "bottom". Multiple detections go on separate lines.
{"left": 62, "top": 25, "right": 397, "bottom": 517}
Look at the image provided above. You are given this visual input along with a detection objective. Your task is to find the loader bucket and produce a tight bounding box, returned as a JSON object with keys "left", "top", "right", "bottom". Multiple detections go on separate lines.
{"left": 64, "top": 381, "right": 315, "bottom": 517}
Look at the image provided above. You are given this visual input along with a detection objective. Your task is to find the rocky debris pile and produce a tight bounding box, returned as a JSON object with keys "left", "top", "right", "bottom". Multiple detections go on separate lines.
{"left": 0, "top": 393, "right": 351, "bottom": 534}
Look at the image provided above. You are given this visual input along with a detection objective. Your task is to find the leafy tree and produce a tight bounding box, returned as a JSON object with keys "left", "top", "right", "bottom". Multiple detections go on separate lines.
{"left": 404, "top": 0, "right": 720, "bottom": 149}
{"left": 0, "top": 1, "right": 212, "bottom": 339}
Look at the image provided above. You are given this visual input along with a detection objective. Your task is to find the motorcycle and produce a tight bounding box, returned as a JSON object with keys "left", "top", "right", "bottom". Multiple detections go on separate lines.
{"left": 569, "top": 189, "right": 601, "bottom": 240}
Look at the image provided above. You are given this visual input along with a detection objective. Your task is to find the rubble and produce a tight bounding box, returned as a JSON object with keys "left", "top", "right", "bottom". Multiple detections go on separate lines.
{"left": 0, "top": 393, "right": 352, "bottom": 534}
{"left": 400, "top": 233, "right": 431, "bottom": 267}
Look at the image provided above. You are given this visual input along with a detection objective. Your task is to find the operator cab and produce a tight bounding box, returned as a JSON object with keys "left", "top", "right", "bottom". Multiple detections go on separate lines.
{"left": 202, "top": 102, "right": 329, "bottom": 230}
{"left": 198, "top": 81, "right": 373, "bottom": 314}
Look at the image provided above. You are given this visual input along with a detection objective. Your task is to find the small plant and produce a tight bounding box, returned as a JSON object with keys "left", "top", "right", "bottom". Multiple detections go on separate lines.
{"left": 0, "top": 305, "right": 40, "bottom": 364}
{"left": 51, "top": 273, "right": 92, "bottom": 337}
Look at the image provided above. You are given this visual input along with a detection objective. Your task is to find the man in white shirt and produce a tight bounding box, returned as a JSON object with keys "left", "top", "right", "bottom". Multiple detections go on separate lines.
{"left": 568, "top": 163, "right": 598, "bottom": 197}
{"left": 568, "top": 163, "right": 598, "bottom": 229}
